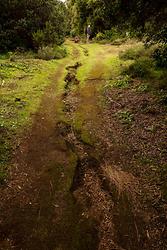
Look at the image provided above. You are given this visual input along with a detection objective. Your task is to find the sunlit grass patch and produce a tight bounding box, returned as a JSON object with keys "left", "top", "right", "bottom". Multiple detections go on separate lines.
{"left": 119, "top": 44, "right": 144, "bottom": 60}
{"left": 77, "top": 43, "right": 104, "bottom": 82}
{"left": 0, "top": 41, "right": 80, "bottom": 183}
{"left": 0, "top": 55, "right": 68, "bottom": 183}
{"left": 104, "top": 55, "right": 122, "bottom": 79}
{"left": 0, "top": 60, "right": 61, "bottom": 129}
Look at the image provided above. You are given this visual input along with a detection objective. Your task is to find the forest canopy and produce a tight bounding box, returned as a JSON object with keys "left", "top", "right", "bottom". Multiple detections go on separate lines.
{"left": 0, "top": 0, "right": 166, "bottom": 52}
{"left": 67, "top": 0, "right": 167, "bottom": 43}
{"left": 0, "top": 0, "right": 67, "bottom": 51}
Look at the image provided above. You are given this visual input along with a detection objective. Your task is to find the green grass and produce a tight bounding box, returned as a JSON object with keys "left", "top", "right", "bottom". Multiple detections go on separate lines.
{"left": 104, "top": 55, "right": 122, "bottom": 79}
{"left": 0, "top": 40, "right": 86, "bottom": 184}
{"left": 0, "top": 51, "right": 71, "bottom": 184}
{"left": 77, "top": 43, "right": 104, "bottom": 82}
{"left": 77, "top": 43, "right": 131, "bottom": 85}
{"left": 119, "top": 44, "right": 167, "bottom": 101}
{"left": 119, "top": 45, "right": 144, "bottom": 60}
{"left": 0, "top": 60, "right": 60, "bottom": 128}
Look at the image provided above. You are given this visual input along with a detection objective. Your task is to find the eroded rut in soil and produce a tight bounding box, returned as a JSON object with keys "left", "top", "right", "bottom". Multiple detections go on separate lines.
{"left": 54, "top": 58, "right": 147, "bottom": 250}
{"left": 1, "top": 45, "right": 149, "bottom": 250}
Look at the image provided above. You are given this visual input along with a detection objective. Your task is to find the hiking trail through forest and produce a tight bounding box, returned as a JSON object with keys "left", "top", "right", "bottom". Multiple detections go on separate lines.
{"left": 0, "top": 41, "right": 166, "bottom": 250}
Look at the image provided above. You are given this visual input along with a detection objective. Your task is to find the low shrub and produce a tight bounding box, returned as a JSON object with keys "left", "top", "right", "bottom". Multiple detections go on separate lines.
{"left": 37, "top": 46, "right": 67, "bottom": 60}
{"left": 114, "top": 75, "right": 131, "bottom": 88}
{"left": 152, "top": 71, "right": 167, "bottom": 90}
{"left": 95, "top": 28, "right": 126, "bottom": 43}
{"left": 125, "top": 57, "right": 154, "bottom": 78}
{"left": 117, "top": 110, "right": 134, "bottom": 124}
{"left": 70, "top": 29, "right": 78, "bottom": 38}
{"left": 159, "top": 94, "right": 167, "bottom": 105}
{"left": 119, "top": 44, "right": 167, "bottom": 97}
{"left": 111, "top": 38, "right": 127, "bottom": 45}
{"left": 119, "top": 46, "right": 144, "bottom": 60}
{"left": 54, "top": 46, "right": 67, "bottom": 59}
{"left": 104, "top": 30, "right": 113, "bottom": 40}
{"left": 8, "top": 51, "right": 35, "bottom": 61}
{"left": 95, "top": 32, "right": 106, "bottom": 41}
{"left": 137, "top": 83, "right": 150, "bottom": 92}
{"left": 152, "top": 44, "right": 167, "bottom": 68}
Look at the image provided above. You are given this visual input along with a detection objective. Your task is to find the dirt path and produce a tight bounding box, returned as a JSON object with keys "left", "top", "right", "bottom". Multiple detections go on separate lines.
{"left": 0, "top": 42, "right": 166, "bottom": 250}
{"left": 0, "top": 45, "right": 99, "bottom": 250}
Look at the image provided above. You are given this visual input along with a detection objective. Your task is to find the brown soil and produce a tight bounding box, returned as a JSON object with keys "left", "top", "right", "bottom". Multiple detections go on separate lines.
{"left": 0, "top": 43, "right": 167, "bottom": 250}
{"left": 0, "top": 51, "right": 98, "bottom": 250}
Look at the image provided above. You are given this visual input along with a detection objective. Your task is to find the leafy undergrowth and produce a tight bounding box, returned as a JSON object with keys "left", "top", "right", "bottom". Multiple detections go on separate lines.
{"left": 37, "top": 45, "right": 67, "bottom": 60}
{"left": 0, "top": 53, "right": 68, "bottom": 184}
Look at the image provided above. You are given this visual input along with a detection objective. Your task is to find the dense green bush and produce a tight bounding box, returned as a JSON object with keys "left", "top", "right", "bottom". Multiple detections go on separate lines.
{"left": 37, "top": 46, "right": 67, "bottom": 60}
{"left": 70, "top": 29, "right": 78, "bottom": 38}
{"left": 153, "top": 44, "right": 167, "bottom": 68}
{"left": 0, "top": 0, "right": 67, "bottom": 51}
{"left": 95, "top": 28, "right": 126, "bottom": 42}
{"left": 68, "top": 0, "right": 166, "bottom": 46}
{"left": 95, "top": 32, "right": 106, "bottom": 41}
{"left": 121, "top": 45, "right": 167, "bottom": 92}
{"left": 126, "top": 57, "right": 154, "bottom": 78}
{"left": 114, "top": 75, "right": 131, "bottom": 88}
{"left": 119, "top": 46, "right": 144, "bottom": 60}
{"left": 155, "top": 71, "right": 167, "bottom": 90}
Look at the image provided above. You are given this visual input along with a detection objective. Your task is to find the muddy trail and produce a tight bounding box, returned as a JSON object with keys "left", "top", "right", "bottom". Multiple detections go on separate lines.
{"left": 0, "top": 42, "right": 166, "bottom": 250}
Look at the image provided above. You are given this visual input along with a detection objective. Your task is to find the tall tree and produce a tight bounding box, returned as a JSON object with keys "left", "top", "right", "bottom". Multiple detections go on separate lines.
{"left": 67, "top": 0, "right": 167, "bottom": 42}
{"left": 0, "top": 0, "right": 68, "bottom": 51}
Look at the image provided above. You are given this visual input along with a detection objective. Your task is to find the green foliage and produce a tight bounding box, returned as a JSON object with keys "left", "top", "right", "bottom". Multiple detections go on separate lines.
{"left": 126, "top": 57, "right": 154, "bottom": 78}
{"left": 113, "top": 75, "right": 131, "bottom": 88}
{"left": 37, "top": 46, "right": 67, "bottom": 60}
{"left": 33, "top": 30, "right": 46, "bottom": 49}
{"left": 70, "top": 29, "right": 78, "bottom": 38}
{"left": 117, "top": 110, "right": 134, "bottom": 124}
{"left": 0, "top": 0, "right": 67, "bottom": 51}
{"left": 67, "top": 0, "right": 166, "bottom": 44}
{"left": 37, "top": 47, "right": 57, "bottom": 60}
{"left": 95, "top": 32, "right": 106, "bottom": 41}
{"left": 0, "top": 50, "right": 68, "bottom": 182}
{"left": 119, "top": 46, "right": 144, "bottom": 60}
{"left": 145, "top": 23, "right": 167, "bottom": 45}
{"left": 94, "top": 28, "right": 126, "bottom": 43}
{"left": 120, "top": 44, "right": 167, "bottom": 95}
{"left": 0, "top": 168, "right": 7, "bottom": 184}
{"left": 159, "top": 94, "right": 167, "bottom": 105}
{"left": 104, "top": 30, "right": 114, "bottom": 40}
{"left": 153, "top": 44, "right": 167, "bottom": 68}
{"left": 137, "top": 83, "right": 150, "bottom": 92}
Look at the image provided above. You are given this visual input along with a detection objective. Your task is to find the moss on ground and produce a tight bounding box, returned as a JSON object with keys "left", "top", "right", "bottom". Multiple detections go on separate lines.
{"left": 77, "top": 43, "right": 103, "bottom": 83}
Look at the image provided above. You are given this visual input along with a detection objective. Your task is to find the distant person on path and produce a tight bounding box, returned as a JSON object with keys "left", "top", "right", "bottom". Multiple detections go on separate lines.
{"left": 86, "top": 25, "right": 91, "bottom": 43}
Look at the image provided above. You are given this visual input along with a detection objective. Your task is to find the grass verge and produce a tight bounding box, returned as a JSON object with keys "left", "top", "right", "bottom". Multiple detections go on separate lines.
{"left": 0, "top": 52, "right": 69, "bottom": 184}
